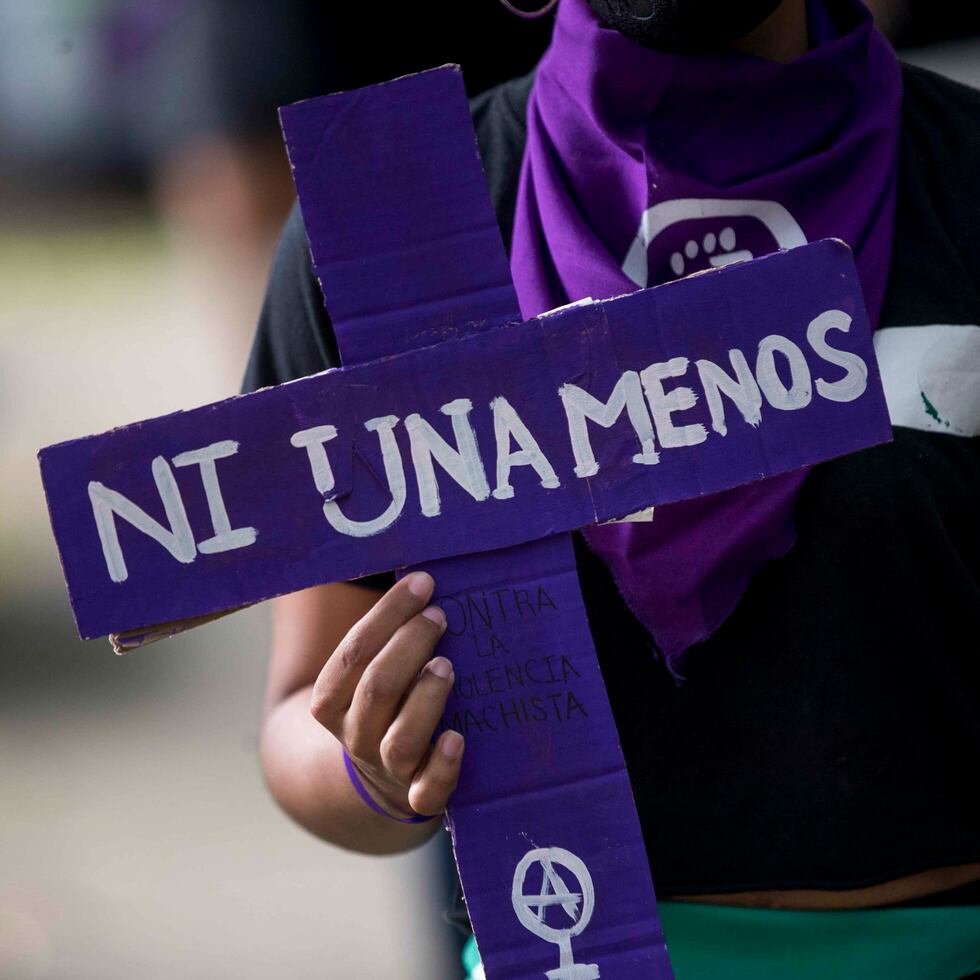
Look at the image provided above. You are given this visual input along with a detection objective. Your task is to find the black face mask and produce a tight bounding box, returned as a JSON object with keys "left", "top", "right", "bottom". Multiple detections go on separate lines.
{"left": 584, "top": 0, "right": 785, "bottom": 52}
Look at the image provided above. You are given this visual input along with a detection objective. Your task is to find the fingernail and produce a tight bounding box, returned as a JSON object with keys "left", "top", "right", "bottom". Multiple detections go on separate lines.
{"left": 421, "top": 605, "right": 446, "bottom": 628}
{"left": 406, "top": 571, "right": 434, "bottom": 598}
{"left": 441, "top": 731, "right": 464, "bottom": 760}
{"left": 427, "top": 656, "right": 453, "bottom": 680}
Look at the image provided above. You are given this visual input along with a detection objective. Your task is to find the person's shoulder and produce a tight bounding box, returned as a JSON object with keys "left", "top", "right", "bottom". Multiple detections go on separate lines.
{"left": 899, "top": 60, "right": 980, "bottom": 141}
{"left": 468, "top": 68, "right": 534, "bottom": 133}
{"left": 467, "top": 69, "right": 535, "bottom": 255}
{"left": 895, "top": 61, "right": 980, "bottom": 285}
{"left": 899, "top": 59, "right": 980, "bottom": 108}
{"left": 241, "top": 198, "right": 338, "bottom": 393}
{"left": 467, "top": 68, "right": 534, "bottom": 177}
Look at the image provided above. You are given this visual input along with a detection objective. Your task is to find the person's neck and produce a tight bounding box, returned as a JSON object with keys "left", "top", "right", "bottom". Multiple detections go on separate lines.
{"left": 730, "top": 0, "right": 809, "bottom": 62}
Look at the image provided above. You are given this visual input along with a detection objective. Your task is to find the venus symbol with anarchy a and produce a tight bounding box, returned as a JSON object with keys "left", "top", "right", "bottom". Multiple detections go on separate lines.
{"left": 512, "top": 848, "right": 600, "bottom": 980}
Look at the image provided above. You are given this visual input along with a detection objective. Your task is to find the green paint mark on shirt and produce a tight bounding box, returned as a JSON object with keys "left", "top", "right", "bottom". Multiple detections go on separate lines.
{"left": 920, "top": 391, "right": 950, "bottom": 428}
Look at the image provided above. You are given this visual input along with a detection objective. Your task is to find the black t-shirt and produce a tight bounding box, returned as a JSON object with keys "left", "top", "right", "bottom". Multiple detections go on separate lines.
{"left": 243, "top": 61, "right": 980, "bottom": 899}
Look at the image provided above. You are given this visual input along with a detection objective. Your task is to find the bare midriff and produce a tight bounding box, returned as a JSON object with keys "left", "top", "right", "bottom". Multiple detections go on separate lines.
{"left": 673, "top": 862, "right": 980, "bottom": 910}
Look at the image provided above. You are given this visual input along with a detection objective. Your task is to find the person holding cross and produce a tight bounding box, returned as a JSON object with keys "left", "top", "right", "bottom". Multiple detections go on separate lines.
{"left": 244, "top": 0, "right": 980, "bottom": 976}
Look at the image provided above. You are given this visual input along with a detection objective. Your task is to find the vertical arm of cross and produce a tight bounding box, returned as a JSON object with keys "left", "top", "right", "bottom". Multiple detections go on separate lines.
{"left": 281, "top": 67, "right": 673, "bottom": 980}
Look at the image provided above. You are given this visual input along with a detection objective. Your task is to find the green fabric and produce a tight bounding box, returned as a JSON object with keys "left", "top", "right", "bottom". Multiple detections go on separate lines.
{"left": 462, "top": 932, "right": 483, "bottom": 978}
{"left": 462, "top": 901, "right": 980, "bottom": 979}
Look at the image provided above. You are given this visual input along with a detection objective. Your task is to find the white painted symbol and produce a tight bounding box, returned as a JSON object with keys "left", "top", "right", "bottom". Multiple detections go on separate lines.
{"left": 874, "top": 324, "right": 980, "bottom": 437}
{"left": 622, "top": 197, "right": 808, "bottom": 287}
{"left": 512, "top": 847, "right": 600, "bottom": 980}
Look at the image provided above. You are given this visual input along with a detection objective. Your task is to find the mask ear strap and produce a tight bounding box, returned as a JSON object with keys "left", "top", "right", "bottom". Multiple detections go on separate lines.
{"left": 498, "top": 0, "right": 559, "bottom": 19}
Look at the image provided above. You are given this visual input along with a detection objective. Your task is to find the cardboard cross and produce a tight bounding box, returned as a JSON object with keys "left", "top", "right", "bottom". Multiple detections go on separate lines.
{"left": 39, "top": 67, "right": 893, "bottom": 979}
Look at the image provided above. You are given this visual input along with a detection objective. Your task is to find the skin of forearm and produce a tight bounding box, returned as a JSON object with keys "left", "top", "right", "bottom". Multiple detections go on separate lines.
{"left": 260, "top": 684, "right": 442, "bottom": 854}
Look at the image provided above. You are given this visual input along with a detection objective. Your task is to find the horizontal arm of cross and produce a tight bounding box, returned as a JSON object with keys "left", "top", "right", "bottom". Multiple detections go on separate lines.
{"left": 38, "top": 237, "right": 889, "bottom": 643}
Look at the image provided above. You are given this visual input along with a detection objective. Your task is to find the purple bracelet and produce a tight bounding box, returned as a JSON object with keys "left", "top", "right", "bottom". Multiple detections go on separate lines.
{"left": 342, "top": 748, "right": 434, "bottom": 824}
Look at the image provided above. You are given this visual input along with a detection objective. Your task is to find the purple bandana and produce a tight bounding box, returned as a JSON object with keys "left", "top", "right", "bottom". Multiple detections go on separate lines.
{"left": 511, "top": 0, "right": 902, "bottom": 670}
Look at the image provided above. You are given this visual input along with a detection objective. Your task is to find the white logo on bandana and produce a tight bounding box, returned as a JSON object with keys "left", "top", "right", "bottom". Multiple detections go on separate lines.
{"left": 622, "top": 197, "right": 808, "bottom": 287}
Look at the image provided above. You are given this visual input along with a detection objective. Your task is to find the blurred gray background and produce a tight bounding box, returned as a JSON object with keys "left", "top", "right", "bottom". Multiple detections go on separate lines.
{"left": 1, "top": 1, "right": 978, "bottom": 977}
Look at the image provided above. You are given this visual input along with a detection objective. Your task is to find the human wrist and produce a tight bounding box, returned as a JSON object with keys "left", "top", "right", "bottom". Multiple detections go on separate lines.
{"left": 342, "top": 747, "right": 437, "bottom": 825}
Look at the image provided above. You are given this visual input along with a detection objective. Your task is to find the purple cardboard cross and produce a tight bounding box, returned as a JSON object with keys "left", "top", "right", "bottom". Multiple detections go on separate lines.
{"left": 39, "top": 67, "right": 892, "bottom": 979}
